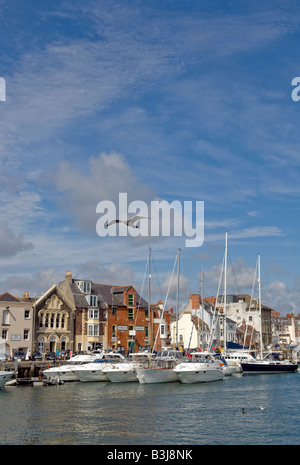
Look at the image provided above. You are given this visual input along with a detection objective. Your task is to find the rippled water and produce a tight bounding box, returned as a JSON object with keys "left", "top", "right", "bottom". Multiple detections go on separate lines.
{"left": 1, "top": 372, "right": 300, "bottom": 445}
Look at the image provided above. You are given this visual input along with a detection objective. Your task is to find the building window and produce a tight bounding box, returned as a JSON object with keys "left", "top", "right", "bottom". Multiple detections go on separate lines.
{"left": 24, "top": 310, "right": 30, "bottom": 319}
{"left": 61, "top": 314, "right": 65, "bottom": 329}
{"left": 88, "top": 324, "right": 99, "bottom": 337}
{"left": 88, "top": 309, "right": 99, "bottom": 319}
{"left": 128, "top": 308, "right": 134, "bottom": 320}
{"left": 2, "top": 330, "right": 7, "bottom": 340}
{"left": 128, "top": 294, "right": 134, "bottom": 306}
{"left": 50, "top": 314, "right": 55, "bottom": 328}
{"left": 112, "top": 306, "right": 117, "bottom": 315}
{"left": 112, "top": 325, "right": 117, "bottom": 338}
{"left": 76, "top": 280, "right": 91, "bottom": 295}
{"left": 161, "top": 324, "right": 165, "bottom": 335}
{"left": 45, "top": 313, "right": 49, "bottom": 328}
{"left": 24, "top": 329, "right": 29, "bottom": 340}
{"left": 2, "top": 309, "right": 9, "bottom": 325}
{"left": 56, "top": 315, "right": 60, "bottom": 328}
{"left": 86, "top": 295, "right": 98, "bottom": 307}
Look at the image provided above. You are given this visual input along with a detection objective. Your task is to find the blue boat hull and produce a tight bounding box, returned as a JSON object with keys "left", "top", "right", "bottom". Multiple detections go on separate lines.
{"left": 241, "top": 362, "right": 298, "bottom": 374}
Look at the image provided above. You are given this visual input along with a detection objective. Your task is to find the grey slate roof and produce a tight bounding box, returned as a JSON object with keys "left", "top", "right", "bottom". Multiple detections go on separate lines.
{"left": 69, "top": 283, "right": 89, "bottom": 308}
{"left": 60, "top": 278, "right": 149, "bottom": 310}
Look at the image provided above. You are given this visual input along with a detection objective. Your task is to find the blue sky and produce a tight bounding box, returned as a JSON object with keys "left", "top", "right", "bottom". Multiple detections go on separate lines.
{"left": 0, "top": 0, "right": 300, "bottom": 314}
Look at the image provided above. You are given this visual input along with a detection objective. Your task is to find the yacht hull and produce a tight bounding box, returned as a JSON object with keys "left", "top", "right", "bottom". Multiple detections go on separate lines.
{"left": 136, "top": 367, "right": 178, "bottom": 384}
{"left": 175, "top": 368, "right": 224, "bottom": 384}
{"left": 0, "top": 371, "right": 14, "bottom": 389}
{"left": 105, "top": 370, "right": 138, "bottom": 383}
{"left": 241, "top": 362, "right": 298, "bottom": 374}
{"left": 74, "top": 369, "right": 108, "bottom": 382}
{"left": 43, "top": 368, "right": 79, "bottom": 382}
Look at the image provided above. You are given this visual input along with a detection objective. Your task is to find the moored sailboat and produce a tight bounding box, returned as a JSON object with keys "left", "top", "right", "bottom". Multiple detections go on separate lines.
{"left": 241, "top": 351, "right": 298, "bottom": 374}
{"left": 136, "top": 249, "right": 183, "bottom": 384}
{"left": 241, "top": 254, "right": 298, "bottom": 375}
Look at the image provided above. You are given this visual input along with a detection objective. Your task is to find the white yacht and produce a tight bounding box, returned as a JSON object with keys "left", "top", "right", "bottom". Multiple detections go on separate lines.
{"left": 73, "top": 353, "right": 126, "bottom": 382}
{"left": 0, "top": 371, "right": 15, "bottom": 389}
{"left": 43, "top": 352, "right": 103, "bottom": 382}
{"left": 135, "top": 350, "right": 183, "bottom": 384}
{"left": 209, "top": 353, "right": 236, "bottom": 376}
{"left": 103, "top": 353, "right": 151, "bottom": 383}
{"left": 174, "top": 352, "right": 224, "bottom": 384}
{"left": 222, "top": 350, "right": 256, "bottom": 373}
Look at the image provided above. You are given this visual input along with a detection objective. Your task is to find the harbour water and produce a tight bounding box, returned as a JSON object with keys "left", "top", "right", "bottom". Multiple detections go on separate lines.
{"left": 0, "top": 372, "right": 300, "bottom": 446}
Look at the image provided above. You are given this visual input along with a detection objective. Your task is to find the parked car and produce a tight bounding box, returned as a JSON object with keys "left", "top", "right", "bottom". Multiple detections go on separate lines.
{"left": 12, "top": 351, "right": 26, "bottom": 361}
{"left": 45, "top": 352, "right": 57, "bottom": 361}
{"left": 0, "top": 352, "right": 8, "bottom": 362}
{"left": 31, "top": 351, "right": 43, "bottom": 361}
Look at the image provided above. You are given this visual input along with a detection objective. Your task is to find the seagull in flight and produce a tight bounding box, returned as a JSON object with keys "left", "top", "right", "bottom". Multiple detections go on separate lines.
{"left": 106, "top": 216, "right": 150, "bottom": 229}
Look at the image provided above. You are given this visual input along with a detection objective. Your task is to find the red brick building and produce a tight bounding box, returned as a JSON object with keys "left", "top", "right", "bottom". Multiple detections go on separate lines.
{"left": 93, "top": 284, "right": 151, "bottom": 353}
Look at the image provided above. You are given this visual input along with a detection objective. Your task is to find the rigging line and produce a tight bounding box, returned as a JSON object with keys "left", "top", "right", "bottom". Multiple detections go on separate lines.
{"left": 134, "top": 255, "right": 148, "bottom": 326}
{"left": 243, "top": 258, "right": 258, "bottom": 349}
{"left": 152, "top": 252, "right": 178, "bottom": 352}
{"left": 187, "top": 273, "right": 203, "bottom": 352}
{"left": 208, "top": 254, "right": 225, "bottom": 349}
{"left": 227, "top": 246, "right": 240, "bottom": 295}
{"left": 180, "top": 250, "right": 192, "bottom": 299}
{"left": 151, "top": 253, "right": 164, "bottom": 300}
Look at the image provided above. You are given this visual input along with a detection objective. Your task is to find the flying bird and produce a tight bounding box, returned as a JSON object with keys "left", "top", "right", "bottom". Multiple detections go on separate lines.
{"left": 106, "top": 216, "right": 150, "bottom": 229}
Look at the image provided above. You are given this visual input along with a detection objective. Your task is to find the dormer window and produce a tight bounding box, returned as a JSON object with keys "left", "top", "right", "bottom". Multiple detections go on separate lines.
{"left": 76, "top": 280, "right": 91, "bottom": 294}
{"left": 86, "top": 295, "right": 98, "bottom": 307}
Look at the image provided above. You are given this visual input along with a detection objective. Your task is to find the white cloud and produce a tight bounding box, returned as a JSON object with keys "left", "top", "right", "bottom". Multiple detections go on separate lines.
{"left": 75, "top": 260, "right": 134, "bottom": 285}
{"left": 3, "top": 267, "right": 62, "bottom": 297}
{"left": 0, "top": 221, "right": 34, "bottom": 258}
{"left": 53, "top": 151, "right": 155, "bottom": 230}
{"left": 264, "top": 280, "right": 300, "bottom": 315}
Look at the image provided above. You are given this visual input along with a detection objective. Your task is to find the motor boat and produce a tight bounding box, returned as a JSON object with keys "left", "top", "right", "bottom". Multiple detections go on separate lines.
{"left": 222, "top": 350, "right": 256, "bottom": 373}
{"left": 210, "top": 353, "right": 236, "bottom": 376}
{"left": 135, "top": 349, "right": 183, "bottom": 384}
{"left": 103, "top": 352, "right": 154, "bottom": 383}
{"left": 241, "top": 351, "right": 298, "bottom": 374}
{"left": 103, "top": 361, "right": 137, "bottom": 383}
{"left": 73, "top": 353, "right": 126, "bottom": 382}
{"left": 173, "top": 352, "right": 224, "bottom": 384}
{"left": 43, "top": 351, "right": 104, "bottom": 382}
{"left": 0, "top": 371, "right": 15, "bottom": 389}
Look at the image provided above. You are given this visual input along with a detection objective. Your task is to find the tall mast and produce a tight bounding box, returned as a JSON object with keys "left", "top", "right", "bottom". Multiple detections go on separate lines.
{"left": 175, "top": 248, "right": 181, "bottom": 347}
{"left": 148, "top": 247, "right": 151, "bottom": 357}
{"left": 258, "top": 253, "right": 263, "bottom": 359}
{"left": 201, "top": 271, "right": 204, "bottom": 353}
{"left": 223, "top": 232, "right": 228, "bottom": 353}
